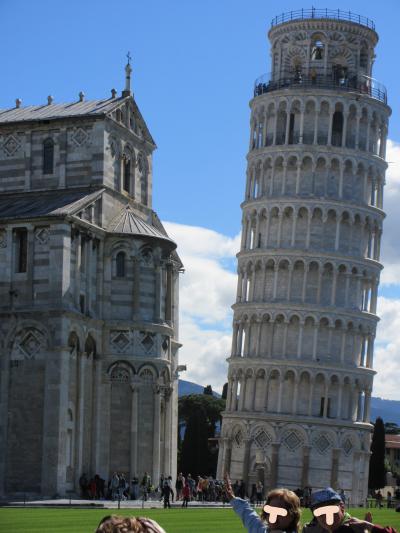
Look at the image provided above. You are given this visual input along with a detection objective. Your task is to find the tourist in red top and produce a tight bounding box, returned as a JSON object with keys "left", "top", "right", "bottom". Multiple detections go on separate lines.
{"left": 182, "top": 481, "right": 191, "bottom": 508}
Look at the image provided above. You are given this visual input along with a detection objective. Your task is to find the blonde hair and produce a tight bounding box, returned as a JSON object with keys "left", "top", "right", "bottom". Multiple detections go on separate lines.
{"left": 261, "top": 488, "right": 301, "bottom": 532}
{"left": 95, "top": 515, "right": 167, "bottom": 533}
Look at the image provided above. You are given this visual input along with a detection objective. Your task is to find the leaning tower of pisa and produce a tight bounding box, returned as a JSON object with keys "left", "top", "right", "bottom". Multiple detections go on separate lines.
{"left": 217, "top": 9, "right": 390, "bottom": 504}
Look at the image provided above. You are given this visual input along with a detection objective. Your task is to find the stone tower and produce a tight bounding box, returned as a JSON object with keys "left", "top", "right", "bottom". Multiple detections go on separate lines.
{"left": 0, "top": 63, "right": 182, "bottom": 497}
{"left": 218, "top": 9, "right": 390, "bottom": 504}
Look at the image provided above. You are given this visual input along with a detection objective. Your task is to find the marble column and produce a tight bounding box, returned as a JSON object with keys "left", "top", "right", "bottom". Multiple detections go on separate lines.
{"left": 242, "top": 439, "right": 252, "bottom": 492}
{"left": 331, "top": 448, "right": 341, "bottom": 488}
{"left": 154, "top": 261, "right": 163, "bottom": 321}
{"left": 132, "top": 257, "right": 140, "bottom": 319}
{"left": 270, "top": 443, "right": 280, "bottom": 488}
{"left": 363, "top": 390, "right": 371, "bottom": 423}
{"left": 224, "top": 439, "right": 232, "bottom": 475}
{"left": 165, "top": 262, "right": 173, "bottom": 323}
{"left": 92, "top": 358, "right": 103, "bottom": 474}
{"left": 216, "top": 438, "right": 225, "bottom": 479}
{"left": 130, "top": 384, "right": 139, "bottom": 477}
{"left": 152, "top": 387, "right": 161, "bottom": 484}
{"left": 301, "top": 446, "right": 311, "bottom": 487}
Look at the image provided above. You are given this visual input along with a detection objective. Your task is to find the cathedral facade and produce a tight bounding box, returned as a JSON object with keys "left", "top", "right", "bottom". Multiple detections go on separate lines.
{"left": 218, "top": 10, "right": 390, "bottom": 504}
{"left": 0, "top": 66, "right": 181, "bottom": 497}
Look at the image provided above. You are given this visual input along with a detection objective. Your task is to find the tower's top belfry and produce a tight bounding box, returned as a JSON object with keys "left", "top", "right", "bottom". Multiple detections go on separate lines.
{"left": 255, "top": 8, "right": 386, "bottom": 104}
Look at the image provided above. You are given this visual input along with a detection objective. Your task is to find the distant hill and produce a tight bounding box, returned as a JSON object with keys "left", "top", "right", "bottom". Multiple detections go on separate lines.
{"left": 178, "top": 379, "right": 221, "bottom": 398}
{"left": 371, "top": 397, "right": 400, "bottom": 426}
{"left": 178, "top": 380, "right": 400, "bottom": 425}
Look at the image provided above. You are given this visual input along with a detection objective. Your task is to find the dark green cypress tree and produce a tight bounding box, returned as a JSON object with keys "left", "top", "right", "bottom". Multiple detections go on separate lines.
{"left": 178, "top": 394, "right": 226, "bottom": 476}
{"left": 180, "top": 405, "right": 210, "bottom": 477}
{"left": 203, "top": 385, "right": 213, "bottom": 396}
{"left": 368, "top": 417, "right": 387, "bottom": 489}
{"left": 222, "top": 382, "right": 228, "bottom": 400}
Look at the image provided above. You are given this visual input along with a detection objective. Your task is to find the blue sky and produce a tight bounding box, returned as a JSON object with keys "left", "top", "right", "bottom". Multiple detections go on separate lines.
{"left": 2, "top": 0, "right": 400, "bottom": 234}
{"left": 2, "top": 0, "right": 400, "bottom": 399}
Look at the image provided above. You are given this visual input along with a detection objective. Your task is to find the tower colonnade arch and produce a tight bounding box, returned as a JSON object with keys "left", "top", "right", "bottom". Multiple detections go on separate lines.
{"left": 236, "top": 256, "right": 380, "bottom": 313}
{"left": 245, "top": 152, "right": 386, "bottom": 210}
{"left": 241, "top": 204, "right": 382, "bottom": 260}
{"left": 225, "top": 365, "right": 373, "bottom": 424}
{"left": 249, "top": 95, "right": 388, "bottom": 160}
{"left": 230, "top": 311, "right": 376, "bottom": 367}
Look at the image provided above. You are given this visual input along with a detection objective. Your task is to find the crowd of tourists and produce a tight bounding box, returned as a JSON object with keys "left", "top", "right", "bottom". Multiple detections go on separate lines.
{"left": 93, "top": 479, "right": 399, "bottom": 533}
{"left": 79, "top": 472, "right": 152, "bottom": 501}
{"left": 79, "top": 471, "right": 235, "bottom": 503}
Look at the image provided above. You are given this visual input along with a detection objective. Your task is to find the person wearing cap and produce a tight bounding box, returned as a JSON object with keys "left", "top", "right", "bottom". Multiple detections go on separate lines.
{"left": 224, "top": 473, "right": 301, "bottom": 533}
{"left": 303, "top": 487, "right": 398, "bottom": 533}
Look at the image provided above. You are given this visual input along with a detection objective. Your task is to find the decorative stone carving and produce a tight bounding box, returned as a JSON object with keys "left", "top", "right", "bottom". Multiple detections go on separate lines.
{"left": 109, "top": 137, "right": 119, "bottom": 158}
{"left": 35, "top": 227, "right": 49, "bottom": 245}
{"left": 162, "top": 336, "right": 169, "bottom": 352}
{"left": 110, "top": 366, "right": 130, "bottom": 383}
{"left": 342, "top": 437, "right": 354, "bottom": 455}
{"left": 140, "top": 368, "right": 154, "bottom": 383}
{"left": 0, "top": 229, "right": 6, "bottom": 248}
{"left": 282, "top": 430, "right": 303, "bottom": 452}
{"left": 70, "top": 127, "right": 90, "bottom": 147}
{"left": 2, "top": 134, "right": 21, "bottom": 157}
{"left": 109, "top": 329, "right": 158, "bottom": 356}
{"left": 254, "top": 429, "right": 272, "bottom": 449}
{"left": 234, "top": 430, "right": 244, "bottom": 447}
{"left": 313, "top": 433, "right": 333, "bottom": 454}
{"left": 11, "top": 328, "right": 46, "bottom": 360}
{"left": 140, "top": 331, "right": 155, "bottom": 354}
{"left": 110, "top": 330, "right": 131, "bottom": 353}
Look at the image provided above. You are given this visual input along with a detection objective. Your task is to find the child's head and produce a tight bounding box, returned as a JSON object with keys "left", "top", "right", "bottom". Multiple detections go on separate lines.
{"left": 95, "top": 515, "right": 166, "bottom": 533}
{"left": 261, "top": 488, "right": 301, "bottom": 532}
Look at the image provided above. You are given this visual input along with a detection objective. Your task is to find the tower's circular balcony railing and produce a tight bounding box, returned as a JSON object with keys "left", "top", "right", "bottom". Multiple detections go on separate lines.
{"left": 270, "top": 8, "right": 375, "bottom": 30}
{"left": 254, "top": 72, "right": 387, "bottom": 104}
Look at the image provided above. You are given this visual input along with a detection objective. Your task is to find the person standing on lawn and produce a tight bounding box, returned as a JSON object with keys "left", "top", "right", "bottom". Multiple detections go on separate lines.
{"left": 182, "top": 480, "right": 191, "bottom": 508}
{"left": 162, "top": 478, "right": 172, "bottom": 509}
{"left": 303, "top": 487, "right": 398, "bottom": 533}
{"left": 225, "top": 473, "right": 301, "bottom": 533}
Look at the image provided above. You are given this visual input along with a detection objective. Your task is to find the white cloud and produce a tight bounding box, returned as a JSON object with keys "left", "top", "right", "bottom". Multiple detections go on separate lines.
{"left": 163, "top": 221, "right": 239, "bottom": 391}
{"left": 163, "top": 139, "right": 400, "bottom": 400}
{"left": 374, "top": 297, "right": 400, "bottom": 400}
{"left": 380, "top": 139, "right": 400, "bottom": 285}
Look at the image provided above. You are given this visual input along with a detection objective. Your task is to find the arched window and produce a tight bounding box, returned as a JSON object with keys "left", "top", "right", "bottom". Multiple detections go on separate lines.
{"left": 311, "top": 39, "right": 324, "bottom": 61}
{"left": 14, "top": 228, "right": 27, "bottom": 273}
{"left": 138, "top": 152, "right": 148, "bottom": 205}
{"left": 43, "top": 138, "right": 54, "bottom": 174}
{"left": 123, "top": 157, "right": 131, "bottom": 193}
{"left": 360, "top": 46, "right": 368, "bottom": 69}
{"left": 332, "top": 111, "right": 344, "bottom": 146}
{"left": 116, "top": 251, "right": 126, "bottom": 277}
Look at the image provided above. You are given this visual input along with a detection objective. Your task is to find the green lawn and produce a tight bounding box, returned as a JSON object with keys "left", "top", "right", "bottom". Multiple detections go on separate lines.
{"left": 0, "top": 506, "right": 399, "bottom": 533}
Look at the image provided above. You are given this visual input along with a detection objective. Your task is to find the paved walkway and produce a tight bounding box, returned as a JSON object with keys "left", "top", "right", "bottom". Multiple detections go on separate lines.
{"left": 2, "top": 498, "right": 233, "bottom": 509}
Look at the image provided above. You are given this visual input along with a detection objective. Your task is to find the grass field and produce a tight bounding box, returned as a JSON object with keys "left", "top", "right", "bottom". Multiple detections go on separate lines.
{"left": 0, "top": 507, "right": 399, "bottom": 533}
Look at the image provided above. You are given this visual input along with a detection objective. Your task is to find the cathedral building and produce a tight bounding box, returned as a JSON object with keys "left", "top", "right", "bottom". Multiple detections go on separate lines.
{"left": 218, "top": 9, "right": 390, "bottom": 504}
{"left": 0, "top": 62, "right": 182, "bottom": 497}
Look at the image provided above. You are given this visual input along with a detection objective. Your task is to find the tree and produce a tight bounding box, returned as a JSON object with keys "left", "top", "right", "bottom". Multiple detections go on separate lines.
{"left": 178, "top": 394, "right": 225, "bottom": 477}
{"left": 222, "top": 382, "right": 228, "bottom": 400}
{"left": 369, "top": 417, "right": 387, "bottom": 490}
{"left": 203, "top": 385, "right": 213, "bottom": 396}
{"left": 384, "top": 422, "right": 400, "bottom": 435}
